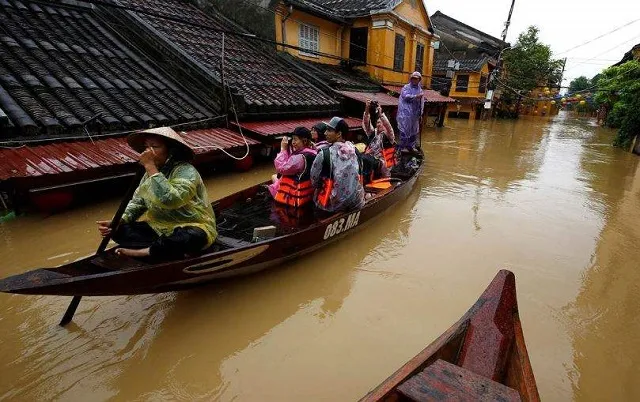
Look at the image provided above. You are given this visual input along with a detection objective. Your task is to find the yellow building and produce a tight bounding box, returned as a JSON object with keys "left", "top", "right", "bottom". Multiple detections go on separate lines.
{"left": 429, "top": 11, "right": 509, "bottom": 121}
{"left": 273, "top": 0, "right": 438, "bottom": 86}
{"left": 432, "top": 57, "right": 493, "bottom": 120}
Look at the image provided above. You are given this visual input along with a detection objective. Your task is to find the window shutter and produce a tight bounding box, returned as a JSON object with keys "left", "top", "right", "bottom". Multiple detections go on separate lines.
{"left": 415, "top": 43, "right": 424, "bottom": 73}
{"left": 394, "top": 34, "right": 405, "bottom": 71}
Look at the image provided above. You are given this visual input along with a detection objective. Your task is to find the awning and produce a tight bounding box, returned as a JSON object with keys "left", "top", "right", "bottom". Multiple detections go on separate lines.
{"left": 0, "top": 128, "right": 260, "bottom": 181}
{"left": 423, "top": 90, "right": 457, "bottom": 103}
{"left": 383, "top": 85, "right": 456, "bottom": 103}
{"left": 336, "top": 90, "right": 399, "bottom": 106}
{"left": 235, "top": 117, "right": 363, "bottom": 139}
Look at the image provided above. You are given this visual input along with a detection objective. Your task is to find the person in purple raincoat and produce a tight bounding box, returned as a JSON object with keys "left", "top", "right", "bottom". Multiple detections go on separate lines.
{"left": 397, "top": 71, "right": 424, "bottom": 152}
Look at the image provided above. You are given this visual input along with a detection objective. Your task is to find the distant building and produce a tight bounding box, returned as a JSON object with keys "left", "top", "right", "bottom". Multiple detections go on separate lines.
{"left": 430, "top": 11, "right": 506, "bottom": 121}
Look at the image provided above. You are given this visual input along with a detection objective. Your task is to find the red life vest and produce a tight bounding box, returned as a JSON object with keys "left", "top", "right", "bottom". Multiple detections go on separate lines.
{"left": 274, "top": 151, "right": 316, "bottom": 208}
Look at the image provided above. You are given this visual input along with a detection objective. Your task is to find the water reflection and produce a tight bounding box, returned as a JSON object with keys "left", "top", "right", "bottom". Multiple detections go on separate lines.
{"left": 564, "top": 125, "right": 640, "bottom": 400}
{"left": 1, "top": 113, "right": 640, "bottom": 400}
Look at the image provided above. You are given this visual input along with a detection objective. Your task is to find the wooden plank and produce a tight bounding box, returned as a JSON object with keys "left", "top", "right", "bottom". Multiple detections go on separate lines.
{"left": 397, "top": 359, "right": 521, "bottom": 401}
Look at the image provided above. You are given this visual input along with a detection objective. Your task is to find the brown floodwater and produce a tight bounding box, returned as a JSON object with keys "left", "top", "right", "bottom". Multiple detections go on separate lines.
{"left": 1, "top": 111, "right": 640, "bottom": 401}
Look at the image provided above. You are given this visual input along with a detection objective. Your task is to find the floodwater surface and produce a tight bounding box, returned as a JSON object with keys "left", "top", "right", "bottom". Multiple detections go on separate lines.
{"left": 1, "top": 111, "right": 639, "bottom": 401}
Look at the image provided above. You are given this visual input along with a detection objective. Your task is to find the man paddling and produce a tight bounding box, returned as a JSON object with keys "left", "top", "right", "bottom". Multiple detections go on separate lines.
{"left": 97, "top": 127, "right": 216, "bottom": 260}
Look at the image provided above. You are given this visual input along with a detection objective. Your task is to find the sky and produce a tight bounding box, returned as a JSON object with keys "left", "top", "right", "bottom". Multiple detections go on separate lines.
{"left": 424, "top": 0, "right": 640, "bottom": 87}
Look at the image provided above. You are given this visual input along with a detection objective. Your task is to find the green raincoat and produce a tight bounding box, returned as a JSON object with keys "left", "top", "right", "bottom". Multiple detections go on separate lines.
{"left": 122, "top": 163, "right": 217, "bottom": 248}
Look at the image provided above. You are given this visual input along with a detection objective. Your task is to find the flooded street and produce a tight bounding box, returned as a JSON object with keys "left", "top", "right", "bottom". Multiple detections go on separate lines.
{"left": 1, "top": 111, "right": 640, "bottom": 401}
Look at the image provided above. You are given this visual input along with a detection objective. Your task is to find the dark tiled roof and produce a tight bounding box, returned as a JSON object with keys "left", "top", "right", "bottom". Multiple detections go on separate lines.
{"left": 431, "top": 11, "right": 508, "bottom": 56}
{"left": 433, "top": 56, "right": 490, "bottom": 73}
{"left": 614, "top": 43, "right": 640, "bottom": 66}
{"left": 107, "top": 0, "right": 339, "bottom": 115}
{"left": 289, "top": 0, "right": 392, "bottom": 17}
{"left": 0, "top": 0, "right": 214, "bottom": 140}
{"left": 284, "top": 56, "right": 381, "bottom": 91}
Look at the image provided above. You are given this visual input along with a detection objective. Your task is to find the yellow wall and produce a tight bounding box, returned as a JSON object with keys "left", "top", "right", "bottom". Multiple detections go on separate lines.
{"left": 273, "top": 0, "right": 436, "bottom": 85}
{"left": 395, "top": 0, "right": 430, "bottom": 30}
{"left": 445, "top": 103, "right": 478, "bottom": 121}
{"left": 275, "top": 7, "right": 342, "bottom": 65}
{"left": 450, "top": 63, "right": 489, "bottom": 99}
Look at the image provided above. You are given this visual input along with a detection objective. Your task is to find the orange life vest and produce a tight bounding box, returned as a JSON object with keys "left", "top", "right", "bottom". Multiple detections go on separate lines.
{"left": 382, "top": 136, "right": 396, "bottom": 168}
{"left": 383, "top": 147, "right": 396, "bottom": 168}
{"left": 274, "top": 152, "right": 316, "bottom": 208}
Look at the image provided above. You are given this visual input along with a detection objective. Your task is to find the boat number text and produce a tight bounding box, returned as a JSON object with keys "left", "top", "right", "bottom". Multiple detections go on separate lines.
{"left": 323, "top": 211, "right": 360, "bottom": 240}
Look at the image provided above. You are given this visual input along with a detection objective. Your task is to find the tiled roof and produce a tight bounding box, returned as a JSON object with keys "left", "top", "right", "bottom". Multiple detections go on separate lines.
{"left": 286, "top": 57, "right": 381, "bottom": 91}
{"left": 431, "top": 11, "right": 508, "bottom": 55}
{"left": 235, "top": 116, "right": 362, "bottom": 139}
{"left": 288, "top": 0, "right": 392, "bottom": 17}
{"left": 0, "top": 128, "right": 260, "bottom": 181}
{"left": 337, "top": 91, "right": 398, "bottom": 106}
{"left": 106, "top": 0, "right": 339, "bottom": 115}
{"left": 433, "top": 56, "right": 490, "bottom": 73}
{"left": 0, "top": 0, "right": 214, "bottom": 140}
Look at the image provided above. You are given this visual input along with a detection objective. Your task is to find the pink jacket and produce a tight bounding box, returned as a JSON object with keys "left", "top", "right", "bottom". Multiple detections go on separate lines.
{"left": 268, "top": 147, "right": 318, "bottom": 197}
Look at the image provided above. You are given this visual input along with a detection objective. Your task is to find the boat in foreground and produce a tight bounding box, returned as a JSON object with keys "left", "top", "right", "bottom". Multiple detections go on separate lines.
{"left": 0, "top": 152, "right": 423, "bottom": 296}
{"left": 360, "top": 269, "right": 540, "bottom": 402}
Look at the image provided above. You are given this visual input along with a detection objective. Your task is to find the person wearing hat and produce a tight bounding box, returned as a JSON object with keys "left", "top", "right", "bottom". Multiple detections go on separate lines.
{"left": 310, "top": 117, "right": 365, "bottom": 212}
{"left": 268, "top": 126, "right": 318, "bottom": 207}
{"left": 96, "top": 127, "right": 217, "bottom": 260}
{"left": 311, "top": 122, "right": 329, "bottom": 150}
{"left": 397, "top": 71, "right": 425, "bottom": 152}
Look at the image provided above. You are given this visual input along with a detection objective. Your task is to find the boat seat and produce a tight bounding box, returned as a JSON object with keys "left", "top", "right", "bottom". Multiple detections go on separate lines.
{"left": 215, "top": 235, "right": 253, "bottom": 249}
{"left": 397, "top": 359, "right": 521, "bottom": 401}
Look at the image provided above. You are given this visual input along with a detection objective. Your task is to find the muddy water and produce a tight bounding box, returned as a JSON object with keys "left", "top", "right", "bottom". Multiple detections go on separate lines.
{"left": 1, "top": 111, "right": 639, "bottom": 401}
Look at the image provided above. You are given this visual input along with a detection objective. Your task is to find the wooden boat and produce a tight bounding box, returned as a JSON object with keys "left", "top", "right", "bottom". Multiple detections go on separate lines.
{"left": 360, "top": 270, "right": 540, "bottom": 402}
{"left": 0, "top": 152, "right": 423, "bottom": 296}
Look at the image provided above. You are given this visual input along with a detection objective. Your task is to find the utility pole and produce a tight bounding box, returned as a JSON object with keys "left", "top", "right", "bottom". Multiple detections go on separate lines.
{"left": 485, "top": 0, "right": 516, "bottom": 119}
{"left": 558, "top": 57, "right": 567, "bottom": 91}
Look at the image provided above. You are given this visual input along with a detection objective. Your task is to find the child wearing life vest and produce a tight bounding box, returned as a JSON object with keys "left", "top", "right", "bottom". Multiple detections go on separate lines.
{"left": 268, "top": 127, "right": 318, "bottom": 208}
{"left": 362, "top": 99, "right": 397, "bottom": 178}
{"left": 310, "top": 117, "right": 365, "bottom": 212}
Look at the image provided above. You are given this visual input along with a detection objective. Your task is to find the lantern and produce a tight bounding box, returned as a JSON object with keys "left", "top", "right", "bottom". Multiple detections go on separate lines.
{"left": 561, "top": 98, "right": 566, "bottom": 103}
{"left": 579, "top": 100, "right": 586, "bottom": 105}
{"left": 551, "top": 100, "right": 556, "bottom": 105}
{"left": 576, "top": 94, "right": 582, "bottom": 99}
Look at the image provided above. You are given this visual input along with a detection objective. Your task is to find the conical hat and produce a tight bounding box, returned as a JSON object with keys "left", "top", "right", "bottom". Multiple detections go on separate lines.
{"left": 127, "top": 127, "right": 194, "bottom": 159}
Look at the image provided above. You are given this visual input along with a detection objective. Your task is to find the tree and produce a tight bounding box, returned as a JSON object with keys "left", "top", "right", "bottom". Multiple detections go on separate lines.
{"left": 498, "top": 26, "right": 564, "bottom": 117}
{"left": 569, "top": 76, "right": 591, "bottom": 93}
{"left": 593, "top": 60, "right": 640, "bottom": 148}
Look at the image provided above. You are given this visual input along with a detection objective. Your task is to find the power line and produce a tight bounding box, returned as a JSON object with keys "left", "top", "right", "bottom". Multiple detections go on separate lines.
{"left": 554, "top": 18, "right": 640, "bottom": 56}
{"left": 563, "top": 33, "right": 640, "bottom": 73}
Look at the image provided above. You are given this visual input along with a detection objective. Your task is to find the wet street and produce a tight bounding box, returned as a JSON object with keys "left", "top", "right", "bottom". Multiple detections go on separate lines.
{"left": 1, "top": 111, "right": 639, "bottom": 401}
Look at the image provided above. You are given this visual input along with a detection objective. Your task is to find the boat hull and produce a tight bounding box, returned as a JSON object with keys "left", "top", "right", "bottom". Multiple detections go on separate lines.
{"left": 360, "top": 270, "right": 540, "bottom": 401}
{"left": 0, "top": 154, "right": 422, "bottom": 296}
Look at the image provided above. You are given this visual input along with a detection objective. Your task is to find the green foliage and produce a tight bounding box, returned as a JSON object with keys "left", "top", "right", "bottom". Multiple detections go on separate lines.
{"left": 499, "top": 26, "right": 564, "bottom": 116}
{"left": 606, "top": 102, "right": 626, "bottom": 129}
{"left": 593, "top": 60, "right": 640, "bottom": 147}
{"left": 568, "top": 76, "right": 591, "bottom": 93}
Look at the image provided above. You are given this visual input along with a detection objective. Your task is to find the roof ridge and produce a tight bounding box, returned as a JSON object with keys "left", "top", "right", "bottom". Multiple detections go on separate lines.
{"left": 431, "top": 10, "right": 507, "bottom": 48}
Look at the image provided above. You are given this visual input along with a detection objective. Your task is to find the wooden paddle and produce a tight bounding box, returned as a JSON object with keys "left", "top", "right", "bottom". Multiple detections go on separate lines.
{"left": 59, "top": 169, "right": 144, "bottom": 327}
